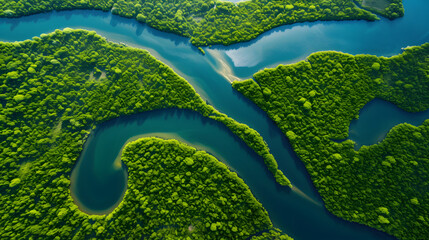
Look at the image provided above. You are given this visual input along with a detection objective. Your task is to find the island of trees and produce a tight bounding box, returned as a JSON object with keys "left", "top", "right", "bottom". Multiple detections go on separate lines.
{"left": 232, "top": 43, "right": 429, "bottom": 240}
{"left": 0, "top": 29, "right": 294, "bottom": 238}
{"left": 0, "top": 0, "right": 404, "bottom": 46}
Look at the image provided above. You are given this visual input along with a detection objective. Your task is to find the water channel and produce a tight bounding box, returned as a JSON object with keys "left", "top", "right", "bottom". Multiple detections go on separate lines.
{"left": 1, "top": 0, "right": 428, "bottom": 239}
{"left": 348, "top": 99, "right": 429, "bottom": 148}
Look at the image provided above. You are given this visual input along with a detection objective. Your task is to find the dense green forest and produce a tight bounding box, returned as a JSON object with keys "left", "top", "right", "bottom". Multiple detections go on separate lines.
{"left": 0, "top": 29, "right": 295, "bottom": 238}
{"left": 0, "top": 0, "right": 403, "bottom": 46}
{"left": 233, "top": 44, "right": 429, "bottom": 240}
{"left": 2, "top": 134, "right": 293, "bottom": 238}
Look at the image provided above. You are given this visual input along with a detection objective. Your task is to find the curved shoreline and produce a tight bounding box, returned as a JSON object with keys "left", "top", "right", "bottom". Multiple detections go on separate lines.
{"left": 0, "top": 0, "right": 387, "bottom": 46}
{"left": 1, "top": 1, "right": 426, "bottom": 237}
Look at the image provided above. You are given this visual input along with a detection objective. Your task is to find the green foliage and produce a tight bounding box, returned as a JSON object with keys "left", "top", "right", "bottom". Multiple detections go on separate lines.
{"left": 378, "top": 215, "right": 390, "bottom": 224}
{"left": 184, "top": 157, "right": 194, "bottom": 166}
{"left": 263, "top": 88, "right": 272, "bottom": 96}
{"left": 6, "top": 71, "right": 18, "bottom": 79}
{"left": 286, "top": 131, "right": 297, "bottom": 141}
{"left": 0, "top": 29, "right": 292, "bottom": 238}
{"left": 0, "top": 0, "right": 382, "bottom": 46}
{"left": 378, "top": 207, "right": 390, "bottom": 215}
{"left": 233, "top": 44, "right": 429, "bottom": 240}
{"left": 372, "top": 62, "right": 380, "bottom": 71}
{"left": 27, "top": 67, "right": 36, "bottom": 74}
{"left": 9, "top": 178, "right": 21, "bottom": 187}
{"left": 303, "top": 101, "right": 312, "bottom": 110}
{"left": 198, "top": 47, "right": 205, "bottom": 55}
{"left": 274, "top": 169, "right": 291, "bottom": 186}
{"left": 250, "top": 228, "right": 293, "bottom": 240}
{"left": 50, "top": 59, "right": 60, "bottom": 65}
{"left": 114, "top": 137, "right": 290, "bottom": 239}
{"left": 410, "top": 198, "right": 419, "bottom": 205}
{"left": 355, "top": 0, "right": 404, "bottom": 19}
{"left": 12, "top": 94, "right": 25, "bottom": 102}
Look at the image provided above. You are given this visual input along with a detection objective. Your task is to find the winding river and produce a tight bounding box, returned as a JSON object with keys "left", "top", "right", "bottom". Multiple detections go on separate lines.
{"left": 1, "top": 0, "right": 428, "bottom": 239}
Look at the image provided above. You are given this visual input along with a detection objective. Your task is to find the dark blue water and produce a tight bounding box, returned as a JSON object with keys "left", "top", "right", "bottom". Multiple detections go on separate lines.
{"left": 0, "top": 6, "right": 323, "bottom": 206}
{"left": 1, "top": 0, "right": 428, "bottom": 238}
{"left": 71, "top": 109, "right": 394, "bottom": 240}
{"left": 348, "top": 99, "right": 429, "bottom": 148}
{"left": 219, "top": 0, "right": 429, "bottom": 78}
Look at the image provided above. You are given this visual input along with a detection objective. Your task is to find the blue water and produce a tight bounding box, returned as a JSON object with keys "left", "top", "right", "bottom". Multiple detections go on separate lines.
{"left": 219, "top": 0, "right": 429, "bottom": 78}
{"left": 71, "top": 109, "right": 394, "bottom": 240}
{"left": 1, "top": 0, "right": 428, "bottom": 239}
{"left": 348, "top": 99, "right": 429, "bottom": 148}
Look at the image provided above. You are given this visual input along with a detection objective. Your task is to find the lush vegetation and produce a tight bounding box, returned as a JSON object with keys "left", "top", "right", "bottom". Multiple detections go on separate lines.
{"left": 232, "top": 44, "right": 429, "bottom": 239}
{"left": 2, "top": 135, "right": 293, "bottom": 239}
{"left": 0, "top": 29, "right": 295, "bottom": 238}
{"left": 0, "top": 0, "right": 391, "bottom": 46}
{"left": 0, "top": 29, "right": 290, "bottom": 187}
{"left": 355, "top": 0, "right": 404, "bottom": 19}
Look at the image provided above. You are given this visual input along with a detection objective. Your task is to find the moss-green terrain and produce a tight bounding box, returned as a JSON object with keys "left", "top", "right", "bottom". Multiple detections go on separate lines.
{"left": 117, "top": 137, "right": 292, "bottom": 239}
{"left": 0, "top": 29, "right": 294, "bottom": 238}
{"left": 0, "top": 0, "right": 404, "bottom": 46}
{"left": 232, "top": 44, "right": 429, "bottom": 239}
{"left": 2, "top": 135, "right": 294, "bottom": 239}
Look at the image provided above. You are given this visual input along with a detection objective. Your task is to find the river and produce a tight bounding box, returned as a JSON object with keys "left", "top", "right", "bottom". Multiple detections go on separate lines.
{"left": 1, "top": 0, "right": 428, "bottom": 239}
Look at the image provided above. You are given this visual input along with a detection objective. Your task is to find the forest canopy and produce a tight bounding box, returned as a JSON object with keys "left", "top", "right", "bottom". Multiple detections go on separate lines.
{"left": 2, "top": 134, "right": 294, "bottom": 239}
{"left": 0, "top": 0, "right": 403, "bottom": 46}
{"left": 0, "top": 29, "right": 292, "bottom": 238}
{"left": 233, "top": 44, "right": 429, "bottom": 240}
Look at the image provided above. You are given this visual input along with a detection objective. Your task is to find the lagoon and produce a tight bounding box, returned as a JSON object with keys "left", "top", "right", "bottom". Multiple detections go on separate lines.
{"left": 348, "top": 99, "right": 429, "bottom": 149}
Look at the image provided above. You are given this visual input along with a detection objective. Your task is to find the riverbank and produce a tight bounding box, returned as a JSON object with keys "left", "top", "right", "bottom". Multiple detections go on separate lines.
{"left": 1, "top": 0, "right": 427, "bottom": 238}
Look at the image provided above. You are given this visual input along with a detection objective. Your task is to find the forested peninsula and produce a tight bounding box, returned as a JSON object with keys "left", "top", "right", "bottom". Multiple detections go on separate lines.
{"left": 0, "top": 0, "right": 403, "bottom": 46}
{"left": 232, "top": 43, "right": 429, "bottom": 240}
{"left": 0, "top": 29, "right": 294, "bottom": 238}
{"left": 3, "top": 134, "right": 293, "bottom": 239}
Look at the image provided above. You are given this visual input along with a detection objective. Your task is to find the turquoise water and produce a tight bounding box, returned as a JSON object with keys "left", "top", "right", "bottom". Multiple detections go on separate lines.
{"left": 1, "top": 0, "right": 428, "bottom": 239}
{"left": 348, "top": 99, "right": 429, "bottom": 148}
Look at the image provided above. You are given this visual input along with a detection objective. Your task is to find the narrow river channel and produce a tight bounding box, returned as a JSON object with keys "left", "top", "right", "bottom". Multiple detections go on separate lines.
{"left": 1, "top": 0, "right": 428, "bottom": 239}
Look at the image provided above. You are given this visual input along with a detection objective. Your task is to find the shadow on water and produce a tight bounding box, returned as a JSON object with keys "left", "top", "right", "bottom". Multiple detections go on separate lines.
{"left": 60, "top": 9, "right": 110, "bottom": 20}
{"left": 4, "top": 13, "right": 51, "bottom": 31}
{"left": 106, "top": 12, "right": 190, "bottom": 46}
